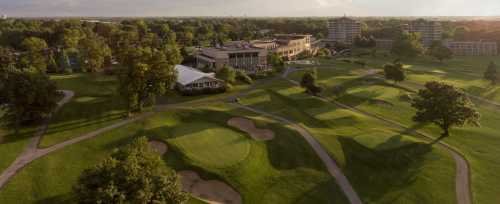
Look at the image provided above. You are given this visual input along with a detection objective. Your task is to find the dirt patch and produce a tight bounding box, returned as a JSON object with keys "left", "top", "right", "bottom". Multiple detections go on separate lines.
{"left": 149, "top": 140, "right": 168, "bottom": 155}
{"left": 227, "top": 117, "right": 274, "bottom": 141}
{"left": 179, "top": 171, "right": 242, "bottom": 204}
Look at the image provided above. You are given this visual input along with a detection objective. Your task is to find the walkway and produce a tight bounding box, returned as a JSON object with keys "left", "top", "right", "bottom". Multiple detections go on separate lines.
{"left": 284, "top": 67, "right": 472, "bottom": 204}
{"left": 231, "top": 103, "right": 363, "bottom": 204}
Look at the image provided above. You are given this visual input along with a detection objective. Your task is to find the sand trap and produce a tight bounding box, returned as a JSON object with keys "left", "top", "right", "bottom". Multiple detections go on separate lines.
{"left": 179, "top": 171, "right": 242, "bottom": 204}
{"left": 149, "top": 140, "right": 168, "bottom": 155}
{"left": 227, "top": 117, "right": 275, "bottom": 141}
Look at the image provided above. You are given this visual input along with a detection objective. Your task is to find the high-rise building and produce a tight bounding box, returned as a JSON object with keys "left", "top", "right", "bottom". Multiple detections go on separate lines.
{"left": 408, "top": 20, "right": 443, "bottom": 47}
{"left": 327, "top": 17, "right": 361, "bottom": 45}
{"left": 1, "top": 14, "right": 7, "bottom": 20}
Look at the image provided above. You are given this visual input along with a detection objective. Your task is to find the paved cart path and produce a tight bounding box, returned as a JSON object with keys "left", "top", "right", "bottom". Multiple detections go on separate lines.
{"left": 284, "top": 67, "right": 472, "bottom": 204}
{"left": 231, "top": 103, "right": 363, "bottom": 204}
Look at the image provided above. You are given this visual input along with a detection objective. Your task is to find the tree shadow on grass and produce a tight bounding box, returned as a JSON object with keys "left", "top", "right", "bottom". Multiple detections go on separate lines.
{"left": 264, "top": 123, "right": 326, "bottom": 171}
{"left": 34, "top": 193, "right": 73, "bottom": 204}
{"left": 338, "top": 136, "right": 432, "bottom": 203}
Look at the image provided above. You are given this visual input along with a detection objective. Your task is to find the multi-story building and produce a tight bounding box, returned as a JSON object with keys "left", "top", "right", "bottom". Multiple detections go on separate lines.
{"left": 195, "top": 41, "right": 269, "bottom": 73}
{"left": 445, "top": 41, "right": 498, "bottom": 56}
{"left": 327, "top": 17, "right": 361, "bottom": 45}
{"left": 408, "top": 20, "right": 442, "bottom": 48}
{"left": 251, "top": 34, "right": 312, "bottom": 60}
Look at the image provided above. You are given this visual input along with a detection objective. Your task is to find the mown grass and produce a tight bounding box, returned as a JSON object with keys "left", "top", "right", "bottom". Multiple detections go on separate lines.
{"left": 39, "top": 73, "right": 127, "bottom": 148}
{"left": 300, "top": 57, "right": 500, "bottom": 204}
{"left": 0, "top": 104, "right": 348, "bottom": 204}
{"left": 239, "top": 79, "right": 456, "bottom": 204}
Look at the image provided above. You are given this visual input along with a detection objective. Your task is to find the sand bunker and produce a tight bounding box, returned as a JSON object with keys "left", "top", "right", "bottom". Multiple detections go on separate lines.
{"left": 179, "top": 171, "right": 242, "bottom": 204}
{"left": 227, "top": 117, "right": 275, "bottom": 141}
{"left": 149, "top": 140, "right": 168, "bottom": 155}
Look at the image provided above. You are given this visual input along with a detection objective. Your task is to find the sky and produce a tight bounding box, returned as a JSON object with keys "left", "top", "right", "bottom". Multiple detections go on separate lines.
{"left": 0, "top": 0, "right": 499, "bottom": 17}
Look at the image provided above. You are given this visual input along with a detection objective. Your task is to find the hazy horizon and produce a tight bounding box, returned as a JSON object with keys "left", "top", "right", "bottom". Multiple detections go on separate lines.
{"left": 1, "top": 0, "right": 499, "bottom": 17}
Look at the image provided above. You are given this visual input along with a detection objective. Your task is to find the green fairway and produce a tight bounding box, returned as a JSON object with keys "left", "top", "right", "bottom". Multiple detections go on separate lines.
{"left": 239, "top": 79, "right": 456, "bottom": 204}
{"left": 0, "top": 104, "right": 348, "bottom": 204}
{"left": 295, "top": 56, "right": 500, "bottom": 204}
{"left": 40, "top": 73, "right": 126, "bottom": 148}
{"left": 169, "top": 122, "right": 252, "bottom": 168}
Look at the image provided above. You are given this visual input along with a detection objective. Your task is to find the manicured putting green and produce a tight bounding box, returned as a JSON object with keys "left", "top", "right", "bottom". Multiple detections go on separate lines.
{"left": 169, "top": 122, "right": 251, "bottom": 168}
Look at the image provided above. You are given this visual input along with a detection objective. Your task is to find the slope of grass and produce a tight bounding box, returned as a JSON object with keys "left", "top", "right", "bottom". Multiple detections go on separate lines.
{"left": 0, "top": 104, "right": 348, "bottom": 204}
{"left": 303, "top": 61, "right": 500, "bottom": 204}
{"left": 239, "top": 79, "right": 456, "bottom": 204}
{"left": 40, "top": 73, "right": 127, "bottom": 148}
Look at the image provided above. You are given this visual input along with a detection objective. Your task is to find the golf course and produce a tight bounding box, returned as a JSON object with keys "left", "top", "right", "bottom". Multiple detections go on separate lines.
{"left": 1, "top": 53, "right": 499, "bottom": 204}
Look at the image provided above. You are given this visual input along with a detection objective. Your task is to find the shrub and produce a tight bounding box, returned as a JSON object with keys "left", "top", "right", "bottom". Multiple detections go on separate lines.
{"left": 236, "top": 70, "right": 253, "bottom": 84}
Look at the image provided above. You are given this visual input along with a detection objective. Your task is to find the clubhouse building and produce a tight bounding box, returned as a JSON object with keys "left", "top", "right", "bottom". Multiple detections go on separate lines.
{"left": 251, "top": 34, "right": 312, "bottom": 60}
{"left": 175, "top": 65, "right": 224, "bottom": 92}
{"left": 195, "top": 42, "right": 269, "bottom": 73}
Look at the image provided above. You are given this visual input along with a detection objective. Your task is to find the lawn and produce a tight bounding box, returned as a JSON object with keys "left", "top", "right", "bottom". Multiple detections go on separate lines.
{"left": 356, "top": 54, "right": 500, "bottom": 103}
{"left": 40, "top": 73, "right": 252, "bottom": 148}
{"left": 39, "top": 73, "right": 127, "bottom": 148}
{"left": 295, "top": 57, "right": 500, "bottom": 204}
{"left": 0, "top": 104, "right": 348, "bottom": 204}
{"left": 239, "top": 79, "right": 456, "bottom": 204}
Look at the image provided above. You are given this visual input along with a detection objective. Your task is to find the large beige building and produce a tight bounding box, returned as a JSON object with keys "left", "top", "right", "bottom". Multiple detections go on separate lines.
{"left": 196, "top": 41, "right": 269, "bottom": 73}
{"left": 251, "top": 34, "right": 312, "bottom": 60}
{"left": 408, "top": 20, "right": 443, "bottom": 48}
{"left": 445, "top": 41, "right": 498, "bottom": 56}
{"left": 327, "top": 17, "right": 361, "bottom": 45}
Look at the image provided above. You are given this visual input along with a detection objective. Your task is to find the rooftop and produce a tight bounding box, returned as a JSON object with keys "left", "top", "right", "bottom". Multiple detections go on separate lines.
{"left": 175, "top": 65, "right": 220, "bottom": 86}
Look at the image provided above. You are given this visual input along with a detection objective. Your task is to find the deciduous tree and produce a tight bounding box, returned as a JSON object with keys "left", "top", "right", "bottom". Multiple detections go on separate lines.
{"left": 383, "top": 62, "right": 406, "bottom": 83}
{"left": 428, "top": 41, "right": 453, "bottom": 62}
{"left": 74, "top": 137, "right": 188, "bottom": 204}
{"left": 300, "top": 69, "right": 323, "bottom": 96}
{"left": 484, "top": 62, "right": 498, "bottom": 85}
{"left": 79, "top": 33, "right": 112, "bottom": 72}
{"left": 0, "top": 69, "right": 59, "bottom": 133}
{"left": 411, "top": 81, "right": 480, "bottom": 137}
{"left": 391, "top": 32, "right": 424, "bottom": 58}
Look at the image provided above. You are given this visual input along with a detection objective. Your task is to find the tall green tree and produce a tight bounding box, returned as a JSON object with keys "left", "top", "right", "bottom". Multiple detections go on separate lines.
{"left": 216, "top": 65, "right": 236, "bottom": 85}
{"left": 0, "top": 69, "right": 59, "bottom": 133}
{"left": 0, "top": 46, "right": 16, "bottom": 69}
{"left": 427, "top": 41, "right": 453, "bottom": 62}
{"left": 118, "top": 48, "right": 177, "bottom": 114}
{"left": 391, "top": 32, "right": 424, "bottom": 58}
{"left": 20, "top": 37, "right": 49, "bottom": 72}
{"left": 383, "top": 63, "right": 406, "bottom": 83}
{"left": 74, "top": 137, "right": 188, "bottom": 204}
{"left": 79, "top": 34, "right": 112, "bottom": 72}
{"left": 300, "top": 69, "right": 323, "bottom": 96}
{"left": 484, "top": 62, "right": 498, "bottom": 85}
{"left": 411, "top": 81, "right": 480, "bottom": 137}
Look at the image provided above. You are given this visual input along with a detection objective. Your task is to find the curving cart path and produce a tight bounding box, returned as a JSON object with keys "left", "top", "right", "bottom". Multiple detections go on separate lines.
{"left": 283, "top": 67, "right": 472, "bottom": 204}
{"left": 231, "top": 103, "right": 363, "bottom": 204}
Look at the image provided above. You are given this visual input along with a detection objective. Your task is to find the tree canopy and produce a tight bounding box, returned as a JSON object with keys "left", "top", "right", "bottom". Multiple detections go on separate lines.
{"left": 427, "top": 41, "right": 453, "bottom": 62}
{"left": 383, "top": 62, "right": 406, "bottom": 83}
{"left": 411, "top": 81, "right": 480, "bottom": 137}
{"left": 74, "top": 137, "right": 188, "bottom": 204}
{"left": 300, "top": 69, "right": 323, "bottom": 96}
{"left": 118, "top": 47, "right": 177, "bottom": 114}
{"left": 391, "top": 32, "right": 424, "bottom": 58}
{"left": 484, "top": 62, "right": 498, "bottom": 85}
{"left": 0, "top": 68, "right": 59, "bottom": 132}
